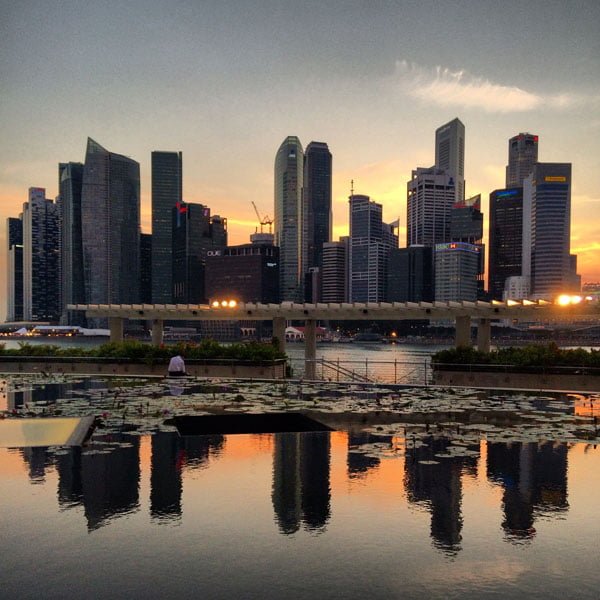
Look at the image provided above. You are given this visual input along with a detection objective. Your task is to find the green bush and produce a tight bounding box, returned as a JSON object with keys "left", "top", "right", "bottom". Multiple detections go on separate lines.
{"left": 433, "top": 343, "right": 600, "bottom": 368}
{"left": 0, "top": 339, "right": 286, "bottom": 362}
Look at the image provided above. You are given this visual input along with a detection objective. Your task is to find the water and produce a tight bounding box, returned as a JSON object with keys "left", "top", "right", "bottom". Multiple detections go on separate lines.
{"left": 1, "top": 375, "right": 599, "bottom": 599}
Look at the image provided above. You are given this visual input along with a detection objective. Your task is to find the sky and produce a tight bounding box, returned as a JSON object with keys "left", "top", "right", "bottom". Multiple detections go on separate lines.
{"left": 1, "top": 0, "right": 599, "bottom": 318}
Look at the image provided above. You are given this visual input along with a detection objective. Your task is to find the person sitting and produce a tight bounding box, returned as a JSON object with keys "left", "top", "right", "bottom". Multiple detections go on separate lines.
{"left": 168, "top": 354, "right": 187, "bottom": 377}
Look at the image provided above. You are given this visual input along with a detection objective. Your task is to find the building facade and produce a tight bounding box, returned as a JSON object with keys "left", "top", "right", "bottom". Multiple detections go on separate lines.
{"left": 523, "top": 163, "right": 578, "bottom": 299}
{"left": 321, "top": 240, "right": 347, "bottom": 303}
{"left": 407, "top": 167, "right": 455, "bottom": 246}
{"left": 151, "top": 151, "right": 182, "bottom": 304}
{"left": 349, "top": 195, "right": 397, "bottom": 302}
{"left": 434, "top": 242, "right": 480, "bottom": 302}
{"left": 205, "top": 243, "right": 280, "bottom": 304}
{"left": 489, "top": 187, "right": 524, "bottom": 300}
{"left": 274, "top": 136, "right": 304, "bottom": 301}
{"left": 435, "top": 118, "right": 465, "bottom": 204}
{"left": 6, "top": 217, "right": 23, "bottom": 321}
{"left": 81, "top": 138, "right": 141, "bottom": 310}
{"left": 302, "top": 141, "right": 332, "bottom": 285}
{"left": 140, "top": 233, "right": 152, "bottom": 304}
{"left": 387, "top": 245, "right": 433, "bottom": 303}
{"left": 506, "top": 133, "right": 538, "bottom": 188}
{"left": 22, "top": 188, "right": 60, "bottom": 321}
{"left": 58, "top": 162, "right": 85, "bottom": 325}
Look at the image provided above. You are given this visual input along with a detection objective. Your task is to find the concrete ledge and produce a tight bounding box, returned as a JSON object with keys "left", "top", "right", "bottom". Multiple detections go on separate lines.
{"left": 0, "top": 357, "right": 287, "bottom": 379}
{"left": 432, "top": 368, "right": 600, "bottom": 392}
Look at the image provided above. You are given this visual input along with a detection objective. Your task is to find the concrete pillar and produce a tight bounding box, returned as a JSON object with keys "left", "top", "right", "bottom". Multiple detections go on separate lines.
{"left": 477, "top": 318, "right": 491, "bottom": 353}
{"left": 272, "top": 317, "right": 286, "bottom": 354}
{"left": 455, "top": 315, "right": 472, "bottom": 348}
{"left": 109, "top": 317, "right": 124, "bottom": 343}
{"left": 304, "top": 319, "right": 317, "bottom": 380}
{"left": 152, "top": 319, "right": 164, "bottom": 346}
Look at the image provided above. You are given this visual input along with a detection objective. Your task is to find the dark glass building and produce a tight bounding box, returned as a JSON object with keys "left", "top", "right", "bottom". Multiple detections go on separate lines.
{"left": 22, "top": 188, "right": 60, "bottom": 321}
{"left": 58, "top": 162, "right": 85, "bottom": 325}
{"left": 489, "top": 187, "right": 523, "bottom": 300}
{"left": 151, "top": 151, "right": 182, "bottom": 303}
{"left": 172, "top": 202, "right": 227, "bottom": 303}
{"left": 205, "top": 243, "right": 279, "bottom": 303}
{"left": 6, "top": 216, "right": 23, "bottom": 321}
{"left": 140, "top": 233, "right": 152, "bottom": 304}
{"left": 81, "top": 138, "right": 140, "bottom": 313}
{"left": 387, "top": 245, "right": 433, "bottom": 302}
{"left": 302, "top": 142, "right": 332, "bottom": 294}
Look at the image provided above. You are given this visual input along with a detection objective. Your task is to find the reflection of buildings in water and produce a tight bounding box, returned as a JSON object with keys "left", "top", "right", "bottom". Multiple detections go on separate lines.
{"left": 21, "top": 446, "right": 54, "bottom": 482}
{"left": 487, "top": 441, "right": 568, "bottom": 540}
{"left": 272, "top": 432, "right": 331, "bottom": 534}
{"left": 150, "top": 432, "right": 183, "bottom": 521}
{"left": 347, "top": 432, "right": 382, "bottom": 478}
{"left": 56, "top": 448, "right": 83, "bottom": 506}
{"left": 404, "top": 436, "right": 479, "bottom": 554}
{"left": 150, "top": 432, "right": 224, "bottom": 522}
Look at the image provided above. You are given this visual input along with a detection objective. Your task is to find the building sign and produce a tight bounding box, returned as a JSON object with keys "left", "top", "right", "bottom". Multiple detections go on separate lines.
{"left": 544, "top": 176, "right": 567, "bottom": 182}
{"left": 435, "top": 242, "right": 480, "bottom": 253}
{"left": 206, "top": 250, "right": 221, "bottom": 257}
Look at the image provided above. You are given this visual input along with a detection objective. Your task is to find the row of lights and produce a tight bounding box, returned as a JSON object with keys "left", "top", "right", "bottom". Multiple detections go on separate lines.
{"left": 211, "top": 299, "right": 238, "bottom": 308}
{"left": 555, "top": 294, "right": 593, "bottom": 306}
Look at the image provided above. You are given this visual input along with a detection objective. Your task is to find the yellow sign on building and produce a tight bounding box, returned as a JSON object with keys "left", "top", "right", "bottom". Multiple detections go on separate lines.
{"left": 544, "top": 176, "right": 567, "bottom": 182}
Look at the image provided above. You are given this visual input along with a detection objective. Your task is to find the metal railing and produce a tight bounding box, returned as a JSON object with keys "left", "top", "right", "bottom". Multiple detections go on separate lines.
{"left": 288, "top": 357, "right": 431, "bottom": 385}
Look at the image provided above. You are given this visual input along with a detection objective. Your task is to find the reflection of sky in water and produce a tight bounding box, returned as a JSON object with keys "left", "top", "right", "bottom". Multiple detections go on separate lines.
{"left": 1, "top": 429, "right": 599, "bottom": 599}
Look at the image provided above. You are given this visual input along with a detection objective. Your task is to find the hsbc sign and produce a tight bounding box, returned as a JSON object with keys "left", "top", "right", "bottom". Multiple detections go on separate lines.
{"left": 206, "top": 250, "right": 222, "bottom": 257}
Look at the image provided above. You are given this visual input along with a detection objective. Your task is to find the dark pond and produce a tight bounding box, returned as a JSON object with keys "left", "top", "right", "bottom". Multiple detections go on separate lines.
{"left": 1, "top": 428, "right": 599, "bottom": 599}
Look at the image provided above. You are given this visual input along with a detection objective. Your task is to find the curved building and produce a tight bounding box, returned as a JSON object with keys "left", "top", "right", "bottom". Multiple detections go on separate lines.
{"left": 274, "top": 136, "right": 303, "bottom": 301}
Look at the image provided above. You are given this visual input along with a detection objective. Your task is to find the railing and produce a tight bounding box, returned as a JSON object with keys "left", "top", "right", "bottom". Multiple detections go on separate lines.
{"left": 288, "top": 357, "right": 432, "bottom": 385}
{"left": 431, "top": 362, "right": 600, "bottom": 376}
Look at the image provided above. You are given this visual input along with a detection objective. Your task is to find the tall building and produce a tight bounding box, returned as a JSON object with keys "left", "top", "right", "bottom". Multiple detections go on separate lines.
{"left": 81, "top": 138, "right": 140, "bottom": 311}
{"left": 274, "top": 136, "right": 304, "bottom": 301}
{"left": 489, "top": 187, "right": 524, "bottom": 300}
{"left": 151, "top": 151, "right": 182, "bottom": 303}
{"left": 387, "top": 245, "right": 433, "bottom": 303}
{"left": 172, "top": 201, "right": 227, "bottom": 303}
{"left": 6, "top": 217, "right": 23, "bottom": 321}
{"left": 435, "top": 118, "right": 465, "bottom": 204}
{"left": 450, "top": 194, "right": 485, "bottom": 298}
{"left": 321, "top": 240, "right": 347, "bottom": 303}
{"left": 523, "top": 163, "right": 578, "bottom": 299}
{"left": 506, "top": 133, "right": 538, "bottom": 188}
{"left": 58, "top": 162, "right": 84, "bottom": 325}
{"left": 140, "top": 233, "right": 152, "bottom": 304}
{"left": 22, "top": 188, "right": 60, "bottom": 321}
{"left": 407, "top": 167, "right": 455, "bottom": 246}
{"left": 302, "top": 141, "right": 332, "bottom": 281}
{"left": 349, "top": 194, "right": 397, "bottom": 302}
{"left": 434, "top": 242, "right": 480, "bottom": 302}
{"left": 205, "top": 243, "right": 279, "bottom": 304}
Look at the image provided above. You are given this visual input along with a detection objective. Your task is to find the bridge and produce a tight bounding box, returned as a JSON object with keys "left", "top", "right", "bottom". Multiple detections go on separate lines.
{"left": 68, "top": 299, "right": 600, "bottom": 379}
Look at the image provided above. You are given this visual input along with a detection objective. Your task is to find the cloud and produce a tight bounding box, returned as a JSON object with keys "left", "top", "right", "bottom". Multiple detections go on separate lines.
{"left": 394, "top": 60, "right": 589, "bottom": 113}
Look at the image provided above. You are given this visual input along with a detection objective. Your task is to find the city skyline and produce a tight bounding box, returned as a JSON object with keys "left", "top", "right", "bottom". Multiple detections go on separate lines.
{"left": 2, "top": 1, "right": 599, "bottom": 317}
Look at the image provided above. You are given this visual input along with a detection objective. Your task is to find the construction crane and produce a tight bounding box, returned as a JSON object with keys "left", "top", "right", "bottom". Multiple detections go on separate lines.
{"left": 251, "top": 201, "right": 274, "bottom": 233}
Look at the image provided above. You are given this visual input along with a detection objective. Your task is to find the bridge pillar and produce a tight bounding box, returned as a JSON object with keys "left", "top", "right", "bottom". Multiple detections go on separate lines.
{"left": 152, "top": 319, "right": 164, "bottom": 346}
{"left": 477, "top": 318, "right": 491, "bottom": 353}
{"left": 304, "top": 319, "right": 317, "bottom": 380}
{"left": 455, "top": 315, "right": 472, "bottom": 348}
{"left": 272, "top": 317, "right": 286, "bottom": 353}
{"left": 109, "top": 317, "right": 124, "bottom": 343}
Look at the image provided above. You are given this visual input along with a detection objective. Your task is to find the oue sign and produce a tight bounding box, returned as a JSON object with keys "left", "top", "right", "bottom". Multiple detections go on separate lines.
{"left": 207, "top": 250, "right": 222, "bottom": 257}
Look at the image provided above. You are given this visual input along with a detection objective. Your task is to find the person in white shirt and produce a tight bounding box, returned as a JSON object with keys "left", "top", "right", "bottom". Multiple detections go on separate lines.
{"left": 168, "top": 354, "right": 186, "bottom": 377}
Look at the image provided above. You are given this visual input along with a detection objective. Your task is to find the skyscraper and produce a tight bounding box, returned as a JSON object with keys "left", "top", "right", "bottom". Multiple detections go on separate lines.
{"left": 274, "top": 136, "right": 304, "bottom": 301}
{"left": 151, "top": 151, "right": 182, "bottom": 303}
{"left": 58, "top": 162, "right": 84, "bottom": 325}
{"left": 81, "top": 138, "right": 140, "bottom": 311}
{"left": 6, "top": 216, "right": 23, "bottom": 321}
{"left": 22, "top": 188, "right": 60, "bottom": 321}
{"left": 523, "top": 163, "right": 578, "bottom": 298}
{"left": 435, "top": 118, "right": 465, "bottom": 204}
{"left": 349, "top": 194, "right": 397, "bottom": 302}
{"left": 506, "top": 133, "right": 538, "bottom": 188}
{"left": 321, "top": 240, "right": 347, "bottom": 303}
{"left": 387, "top": 245, "right": 433, "bottom": 303}
{"left": 434, "top": 242, "right": 480, "bottom": 302}
{"left": 302, "top": 141, "right": 332, "bottom": 280}
{"left": 407, "top": 167, "right": 455, "bottom": 246}
{"left": 489, "top": 187, "right": 524, "bottom": 300}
